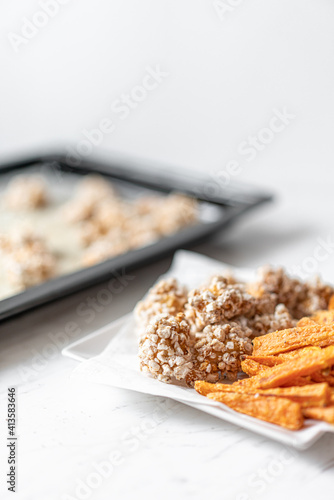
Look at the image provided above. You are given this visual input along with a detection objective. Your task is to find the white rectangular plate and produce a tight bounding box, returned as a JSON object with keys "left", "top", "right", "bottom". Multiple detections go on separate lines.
{"left": 62, "top": 251, "right": 334, "bottom": 449}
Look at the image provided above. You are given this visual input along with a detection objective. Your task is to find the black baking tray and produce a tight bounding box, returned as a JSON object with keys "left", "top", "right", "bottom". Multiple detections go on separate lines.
{"left": 0, "top": 152, "right": 272, "bottom": 320}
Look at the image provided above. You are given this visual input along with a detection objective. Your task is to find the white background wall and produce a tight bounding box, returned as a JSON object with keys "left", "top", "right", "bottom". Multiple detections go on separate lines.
{"left": 1, "top": 0, "right": 334, "bottom": 276}
{"left": 1, "top": 0, "right": 334, "bottom": 183}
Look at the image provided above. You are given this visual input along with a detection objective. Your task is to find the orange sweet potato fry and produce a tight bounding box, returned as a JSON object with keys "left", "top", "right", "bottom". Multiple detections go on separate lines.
{"left": 310, "top": 310, "right": 334, "bottom": 325}
{"left": 241, "top": 359, "right": 270, "bottom": 376}
{"left": 207, "top": 392, "right": 304, "bottom": 430}
{"left": 195, "top": 380, "right": 240, "bottom": 396}
{"left": 244, "top": 356, "right": 284, "bottom": 368}
{"left": 235, "top": 372, "right": 312, "bottom": 391}
{"left": 311, "top": 370, "right": 334, "bottom": 386}
{"left": 252, "top": 324, "right": 334, "bottom": 356}
{"left": 195, "top": 380, "right": 330, "bottom": 408}
{"left": 256, "top": 346, "right": 334, "bottom": 389}
{"left": 328, "top": 295, "right": 334, "bottom": 311}
{"left": 330, "top": 390, "right": 334, "bottom": 405}
{"left": 281, "top": 376, "right": 313, "bottom": 387}
{"left": 258, "top": 383, "right": 330, "bottom": 407}
{"left": 244, "top": 347, "right": 320, "bottom": 369}
{"left": 303, "top": 406, "right": 334, "bottom": 424}
{"left": 195, "top": 377, "right": 267, "bottom": 393}
{"left": 297, "top": 318, "right": 317, "bottom": 327}
{"left": 276, "top": 347, "right": 321, "bottom": 361}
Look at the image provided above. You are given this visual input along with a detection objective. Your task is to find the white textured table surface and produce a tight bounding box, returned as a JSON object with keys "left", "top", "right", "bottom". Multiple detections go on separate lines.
{"left": 2, "top": 174, "right": 334, "bottom": 500}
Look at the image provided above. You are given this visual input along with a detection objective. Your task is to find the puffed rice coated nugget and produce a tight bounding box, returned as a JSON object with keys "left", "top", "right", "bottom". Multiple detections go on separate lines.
{"left": 138, "top": 313, "right": 194, "bottom": 384}
{"left": 254, "top": 266, "right": 333, "bottom": 319}
{"left": 0, "top": 231, "right": 56, "bottom": 289}
{"left": 4, "top": 175, "right": 48, "bottom": 210}
{"left": 186, "top": 276, "right": 256, "bottom": 330}
{"left": 192, "top": 322, "right": 253, "bottom": 382}
{"left": 135, "top": 278, "right": 188, "bottom": 333}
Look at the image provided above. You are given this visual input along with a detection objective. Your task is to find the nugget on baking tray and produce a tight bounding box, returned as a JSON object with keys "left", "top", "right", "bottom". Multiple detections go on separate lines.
{"left": 62, "top": 175, "right": 117, "bottom": 224}
{"left": 154, "top": 193, "right": 198, "bottom": 236}
{"left": 4, "top": 175, "right": 48, "bottom": 210}
{"left": 0, "top": 231, "right": 56, "bottom": 289}
{"left": 81, "top": 231, "right": 130, "bottom": 267}
{"left": 78, "top": 200, "right": 129, "bottom": 246}
{"left": 75, "top": 174, "right": 116, "bottom": 203}
{"left": 132, "top": 195, "right": 162, "bottom": 215}
{"left": 62, "top": 176, "right": 199, "bottom": 263}
{"left": 63, "top": 198, "right": 96, "bottom": 224}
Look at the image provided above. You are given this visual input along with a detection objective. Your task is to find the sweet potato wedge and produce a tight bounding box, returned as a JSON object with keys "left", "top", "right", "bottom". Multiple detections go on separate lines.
{"left": 243, "top": 356, "right": 284, "bottom": 368}
{"left": 259, "top": 383, "right": 330, "bottom": 407}
{"left": 303, "top": 406, "right": 334, "bottom": 424}
{"left": 330, "top": 390, "right": 334, "bottom": 405}
{"left": 328, "top": 295, "right": 334, "bottom": 311}
{"left": 276, "top": 346, "right": 321, "bottom": 361}
{"left": 207, "top": 392, "right": 303, "bottom": 430}
{"left": 241, "top": 359, "right": 270, "bottom": 376}
{"left": 195, "top": 381, "right": 330, "bottom": 408}
{"left": 244, "top": 347, "right": 321, "bottom": 370}
{"left": 195, "top": 380, "right": 241, "bottom": 396}
{"left": 256, "top": 346, "right": 334, "bottom": 389}
{"left": 311, "top": 370, "right": 334, "bottom": 386}
{"left": 280, "top": 376, "right": 313, "bottom": 387}
{"left": 310, "top": 310, "right": 334, "bottom": 325}
{"left": 297, "top": 318, "right": 317, "bottom": 327}
{"left": 252, "top": 324, "right": 334, "bottom": 356}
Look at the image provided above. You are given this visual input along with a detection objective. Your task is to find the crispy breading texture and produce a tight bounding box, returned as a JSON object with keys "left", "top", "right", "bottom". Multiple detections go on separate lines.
{"left": 303, "top": 406, "right": 334, "bottom": 424}
{"left": 195, "top": 380, "right": 239, "bottom": 396}
{"left": 241, "top": 359, "right": 271, "bottom": 376}
{"left": 242, "top": 347, "right": 322, "bottom": 375}
{"left": 241, "top": 346, "right": 324, "bottom": 378}
{"left": 252, "top": 324, "right": 334, "bottom": 356}
{"left": 330, "top": 391, "right": 334, "bottom": 405}
{"left": 280, "top": 377, "right": 313, "bottom": 387}
{"left": 256, "top": 345, "right": 334, "bottom": 389}
{"left": 310, "top": 310, "right": 334, "bottom": 325}
{"left": 296, "top": 318, "right": 316, "bottom": 327}
{"left": 311, "top": 371, "right": 334, "bottom": 386}
{"left": 244, "top": 355, "right": 284, "bottom": 368}
{"left": 195, "top": 381, "right": 330, "bottom": 408}
{"left": 328, "top": 295, "right": 334, "bottom": 311}
{"left": 276, "top": 346, "right": 321, "bottom": 361}
{"left": 207, "top": 392, "right": 304, "bottom": 430}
